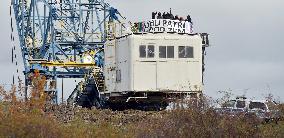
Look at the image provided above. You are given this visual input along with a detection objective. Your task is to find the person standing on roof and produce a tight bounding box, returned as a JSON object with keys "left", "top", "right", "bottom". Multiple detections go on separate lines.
{"left": 152, "top": 12, "right": 157, "bottom": 19}
{"left": 187, "top": 15, "right": 192, "bottom": 23}
{"left": 162, "top": 12, "right": 166, "bottom": 19}
{"left": 186, "top": 15, "right": 193, "bottom": 33}
{"left": 157, "top": 12, "right": 162, "bottom": 19}
{"left": 169, "top": 8, "right": 174, "bottom": 20}
{"left": 169, "top": 13, "right": 174, "bottom": 20}
{"left": 165, "top": 12, "right": 170, "bottom": 19}
{"left": 174, "top": 15, "right": 179, "bottom": 20}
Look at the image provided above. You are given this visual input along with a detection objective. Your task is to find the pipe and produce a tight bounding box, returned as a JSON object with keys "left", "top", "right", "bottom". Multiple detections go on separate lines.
{"left": 126, "top": 97, "right": 147, "bottom": 103}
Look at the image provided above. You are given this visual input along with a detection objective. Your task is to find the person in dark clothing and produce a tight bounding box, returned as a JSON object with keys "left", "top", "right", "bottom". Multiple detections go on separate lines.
{"left": 174, "top": 15, "right": 179, "bottom": 20}
{"left": 187, "top": 15, "right": 192, "bottom": 23}
{"left": 162, "top": 12, "right": 166, "bottom": 19}
{"left": 165, "top": 12, "right": 170, "bottom": 19}
{"left": 157, "top": 12, "right": 162, "bottom": 19}
{"left": 164, "top": 12, "right": 168, "bottom": 19}
{"left": 152, "top": 12, "right": 157, "bottom": 19}
{"left": 169, "top": 13, "right": 174, "bottom": 20}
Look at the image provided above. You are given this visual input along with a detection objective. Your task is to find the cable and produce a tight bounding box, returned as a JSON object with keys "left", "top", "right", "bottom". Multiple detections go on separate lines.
{"left": 10, "top": 0, "right": 20, "bottom": 86}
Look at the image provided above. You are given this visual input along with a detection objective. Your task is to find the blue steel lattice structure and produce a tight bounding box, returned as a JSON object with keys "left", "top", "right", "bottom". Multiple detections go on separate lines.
{"left": 11, "top": 0, "right": 124, "bottom": 103}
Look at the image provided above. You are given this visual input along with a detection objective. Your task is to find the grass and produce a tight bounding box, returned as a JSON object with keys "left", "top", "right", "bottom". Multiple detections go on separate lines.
{"left": 0, "top": 76, "right": 283, "bottom": 138}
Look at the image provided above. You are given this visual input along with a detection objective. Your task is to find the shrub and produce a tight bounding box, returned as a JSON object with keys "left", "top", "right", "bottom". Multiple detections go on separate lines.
{"left": 0, "top": 77, "right": 284, "bottom": 137}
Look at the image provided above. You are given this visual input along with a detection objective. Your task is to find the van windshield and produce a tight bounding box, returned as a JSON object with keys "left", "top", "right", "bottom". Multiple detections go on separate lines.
{"left": 222, "top": 100, "right": 236, "bottom": 108}
{"left": 249, "top": 102, "right": 267, "bottom": 110}
{"left": 236, "top": 101, "right": 246, "bottom": 108}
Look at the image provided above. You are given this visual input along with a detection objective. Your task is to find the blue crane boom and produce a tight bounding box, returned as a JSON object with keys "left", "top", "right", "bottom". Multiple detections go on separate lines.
{"left": 11, "top": 0, "right": 124, "bottom": 103}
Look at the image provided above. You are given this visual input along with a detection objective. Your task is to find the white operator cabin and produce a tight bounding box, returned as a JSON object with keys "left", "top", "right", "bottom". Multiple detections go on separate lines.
{"left": 104, "top": 19, "right": 209, "bottom": 100}
{"left": 105, "top": 34, "right": 205, "bottom": 93}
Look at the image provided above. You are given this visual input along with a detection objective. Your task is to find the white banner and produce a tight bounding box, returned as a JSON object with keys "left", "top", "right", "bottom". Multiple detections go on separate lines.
{"left": 143, "top": 19, "right": 193, "bottom": 34}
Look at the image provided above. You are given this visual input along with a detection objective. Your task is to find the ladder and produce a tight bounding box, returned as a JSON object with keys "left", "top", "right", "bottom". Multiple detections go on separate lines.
{"left": 93, "top": 67, "right": 105, "bottom": 92}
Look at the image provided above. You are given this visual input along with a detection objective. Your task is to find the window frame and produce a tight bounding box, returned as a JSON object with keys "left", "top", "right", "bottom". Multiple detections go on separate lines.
{"left": 185, "top": 46, "right": 194, "bottom": 58}
{"left": 147, "top": 45, "right": 155, "bottom": 58}
{"left": 178, "top": 46, "right": 194, "bottom": 58}
{"left": 159, "top": 46, "right": 167, "bottom": 58}
{"left": 139, "top": 45, "right": 156, "bottom": 59}
{"left": 139, "top": 45, "right": 147, "bottom": 58}
{"left": 167, "top": 46, "right": 174, "bottom": 58}
{"left": 159, "top": 46, "right": 174, "bottom": 59}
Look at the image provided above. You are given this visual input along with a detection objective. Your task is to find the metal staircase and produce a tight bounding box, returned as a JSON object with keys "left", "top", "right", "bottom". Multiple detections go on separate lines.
{"left": 93, "top": 67, "right": 105, "bottom": 92}
{"left": 67, "top": 67, "right": 105, "bottom": 108}
{"left": 67, "top": 81, "right": 84, "bottom": 105}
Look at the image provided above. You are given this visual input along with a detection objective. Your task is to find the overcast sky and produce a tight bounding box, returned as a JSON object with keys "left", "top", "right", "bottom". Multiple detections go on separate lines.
{"left": 1, "top": 0, "right": 283, "bottom": 101}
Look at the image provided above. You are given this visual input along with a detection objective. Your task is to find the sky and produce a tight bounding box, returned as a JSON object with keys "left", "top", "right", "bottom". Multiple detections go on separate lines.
{"left": 0, "top": 0, "right": 283, "bottom": 102}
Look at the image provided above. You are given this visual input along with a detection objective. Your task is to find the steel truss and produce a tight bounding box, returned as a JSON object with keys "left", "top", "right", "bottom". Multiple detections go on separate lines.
{"left": 12, "top": 0, "right": 124, "bottom": 103}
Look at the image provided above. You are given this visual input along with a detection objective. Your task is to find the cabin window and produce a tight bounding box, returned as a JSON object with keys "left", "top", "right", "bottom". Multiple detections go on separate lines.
{"left": 179, "top": 46, "right": 194, "bottom": 58}
{"left": 147, "top": 45, "right": 155, "bottom": 58}
{"left": 139, "top": 45, "right": 146, "bottom": 58}
{"left": 159, "top": 46, "right": 174, "bottom": 58}
{"left": 159, "top": 46, "right": 166, "bottom": 58}
{"left": 167, "top": 46, "right": 174, "bottom": 58}
{"left": 186, "top": 46, "right": 194, "bottom": 58}
{"left": 140, "top": 45, "right": 155, "bottom": 58}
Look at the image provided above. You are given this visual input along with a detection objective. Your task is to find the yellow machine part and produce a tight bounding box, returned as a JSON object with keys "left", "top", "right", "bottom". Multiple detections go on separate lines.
{"left": 34, "top": 61, "right": 97, "bottom": 67}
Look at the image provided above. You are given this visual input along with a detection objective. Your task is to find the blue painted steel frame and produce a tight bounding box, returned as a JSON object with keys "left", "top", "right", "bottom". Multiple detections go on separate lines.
{"left": 11, "top": 0, "right": 123, "bottom": 103}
